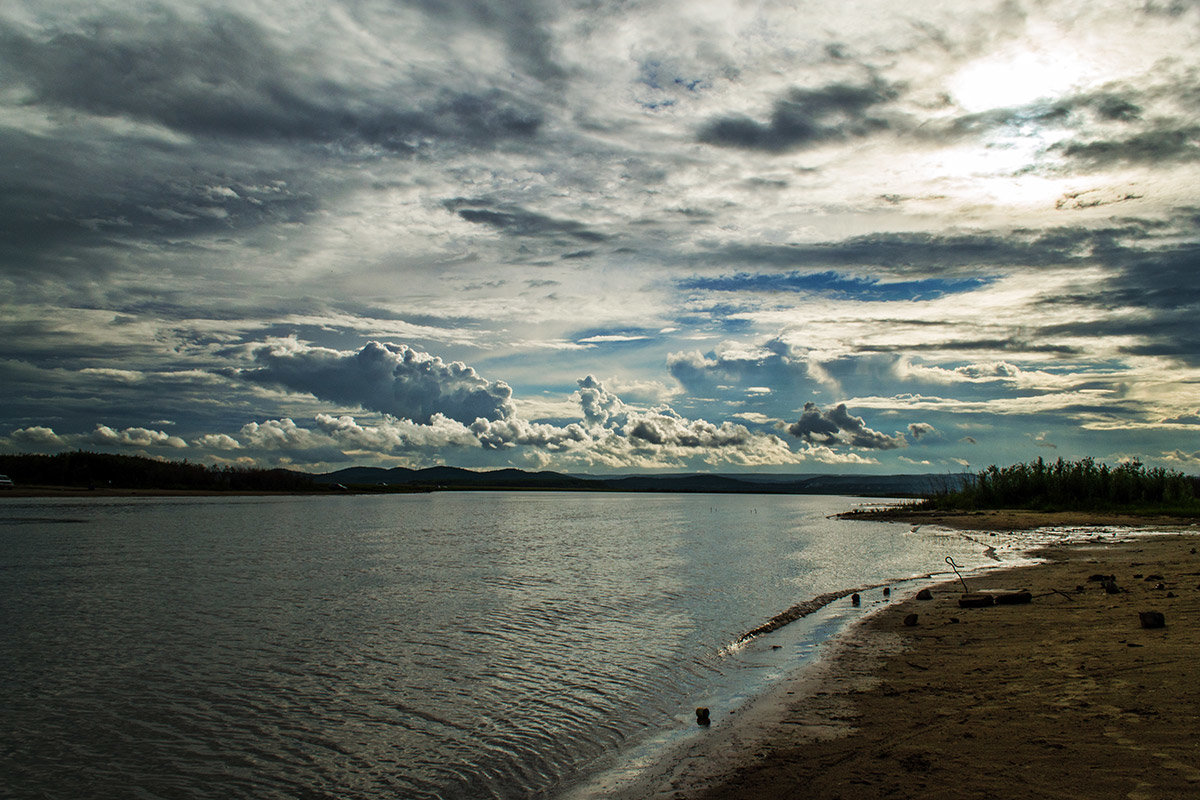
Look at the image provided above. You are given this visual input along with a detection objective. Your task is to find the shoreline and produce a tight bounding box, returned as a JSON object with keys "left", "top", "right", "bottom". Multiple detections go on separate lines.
{"left": 840, "top": 505, "right": 1200, "bottom": 530}
{"left": 616, "top": 531, "right": 1200, "bottom": 799}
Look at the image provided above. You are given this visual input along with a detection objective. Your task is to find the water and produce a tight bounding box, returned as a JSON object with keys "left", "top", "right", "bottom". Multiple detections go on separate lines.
{"left": 1, "top": 492, "right": 1006, "bottom": 800}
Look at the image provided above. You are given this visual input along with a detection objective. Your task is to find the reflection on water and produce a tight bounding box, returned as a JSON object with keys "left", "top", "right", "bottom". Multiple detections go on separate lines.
{"left": 1, "top": 492, "right": 1001, "bottom": 799}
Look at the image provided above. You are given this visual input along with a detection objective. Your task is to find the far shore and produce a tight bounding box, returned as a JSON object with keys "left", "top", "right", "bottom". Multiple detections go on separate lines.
{"left": 0, "top": 485, "right": 326, "bottom": 498}
{"left": 841, "top": 504, "right": 1200, "bottom": 531}
{"left": 611, "top": 530, "right": 1200, "bottom": 800}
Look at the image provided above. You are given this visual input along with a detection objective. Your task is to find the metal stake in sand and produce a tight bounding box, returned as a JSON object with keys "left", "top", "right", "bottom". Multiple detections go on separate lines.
{"left": 946, "top": 556, "right": 970, "bottom": 593}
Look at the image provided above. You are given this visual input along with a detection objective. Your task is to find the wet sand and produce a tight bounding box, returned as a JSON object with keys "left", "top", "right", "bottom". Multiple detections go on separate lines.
{"left": 616, "top": 532, "right": 1200, "bottom": 800}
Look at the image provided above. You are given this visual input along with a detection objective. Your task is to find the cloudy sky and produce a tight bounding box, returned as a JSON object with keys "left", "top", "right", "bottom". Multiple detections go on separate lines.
{"left": 2, "top": 0, "right": 1198, "bottom": 474}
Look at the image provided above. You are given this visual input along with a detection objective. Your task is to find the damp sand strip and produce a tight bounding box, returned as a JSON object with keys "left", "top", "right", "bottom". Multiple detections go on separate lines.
{"left": 629, "top": 532, "right": 1200, "bottom": 800}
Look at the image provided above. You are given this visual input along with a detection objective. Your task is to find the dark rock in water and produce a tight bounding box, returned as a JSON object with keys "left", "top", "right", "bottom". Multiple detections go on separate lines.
{"left": 958, "top": 593, "right": 995, "bottom": 608}
{"left": 1076, "top": 585, "right": 1086, "bottom": 593}
{"left": 903, "top": 613, "right": 919, "bottom": 627}
{"left": 1103, "top": 579, "right": 1122, "bottom": 595}
{"left": 1166, "top": 591, "right": 1177, "bottom": 598}
{"left": 994, "top": 590, "right": 1033, "bottom": 605}
{"left": 883, "top": 587, "right": 891, "bottom": 597}
{"left": 1087, "top": 573, "right": 1116, "bottom": 583}
{"left": 949, "top": 617, "right": 960, "bottom": 624}
{"left": 851, "top": 593, "right": 861, "bottom": 606}
{"left": 695, "top": 707, "right": 711, "bottom": 726}
{"left": 916, "top": 588, "right": 933, "bottom": 601}
{"left": 1133, "top": 574, "right": 1144, "bottom": 579}
{"left": 1153, "top": 582, "right": 1166, "bottom": 590}
{"left": 1191, "top": 548, "right": 1196, "bottom": 555}
{"left": 1145, "top": 574, "right": 1163, "bottom": 581}
{"left": 1139, "top": 611, "right": 1166, "bottom": 629}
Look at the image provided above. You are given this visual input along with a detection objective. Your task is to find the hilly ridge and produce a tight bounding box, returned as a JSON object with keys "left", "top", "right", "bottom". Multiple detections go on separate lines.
{"left": 314, "top": 465, "right": 963, "bottom": 497}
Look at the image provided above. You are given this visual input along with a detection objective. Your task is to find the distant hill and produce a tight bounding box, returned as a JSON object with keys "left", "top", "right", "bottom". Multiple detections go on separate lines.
{"left": 314, "top": 465, "right": 965, "bottom": 497}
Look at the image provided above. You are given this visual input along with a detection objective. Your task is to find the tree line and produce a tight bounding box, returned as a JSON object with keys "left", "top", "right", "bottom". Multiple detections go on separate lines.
{"left": 0, "top": 451, "right": 316, "bottom": 492}
{"left": 923, "top": 457, "right": 1199, "bottom": 513}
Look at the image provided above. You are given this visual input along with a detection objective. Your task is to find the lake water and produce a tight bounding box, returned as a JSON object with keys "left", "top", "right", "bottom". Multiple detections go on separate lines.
{"left": 1, "top": 492, "right": 1009, "bottom": 799}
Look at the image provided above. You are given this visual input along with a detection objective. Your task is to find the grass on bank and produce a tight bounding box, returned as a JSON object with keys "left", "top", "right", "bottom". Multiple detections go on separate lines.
{"left": 920, "top": 457, "right": 1200, "bottom": 516}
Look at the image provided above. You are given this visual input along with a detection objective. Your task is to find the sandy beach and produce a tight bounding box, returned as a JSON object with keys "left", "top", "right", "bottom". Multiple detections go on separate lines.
{"left": 614, "top": 530, "right": 1200, "bottom": 800}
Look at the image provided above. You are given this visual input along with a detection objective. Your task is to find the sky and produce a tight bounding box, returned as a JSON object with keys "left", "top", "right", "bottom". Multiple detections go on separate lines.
{"left": 2, "top": 0, "right": 1199, "bottom": 475}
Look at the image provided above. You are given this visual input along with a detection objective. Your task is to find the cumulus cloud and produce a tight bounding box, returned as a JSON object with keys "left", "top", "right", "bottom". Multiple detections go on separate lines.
{"left": 785, "top": 402, "right": 907, "bottom": 450}
{"left": 576, "top": 374, "right": 627, "bottom": 428}
{"left": 1163, "top": 449, "right": 1200, "bottom": 465}
{"left": 91, "top": 425, "right": 188, "bottom": 449}
{"left": 10, "top": 425, "right": 64, "bottom": 446}
{"left": 193, "top": 433, "right": 241, "bottom": 450}
{"left": 241, "top": 340, "right": 515, "bottom": 425}
{"left": 907, "top": 422, "right": 938, "bottom": 441}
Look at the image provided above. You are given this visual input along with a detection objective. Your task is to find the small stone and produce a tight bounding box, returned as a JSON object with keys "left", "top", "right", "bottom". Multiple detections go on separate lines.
{"left": 883, "top": 587, "right": 891, "bottom": 597}
{"left": 696, "top": 707, "right": 711, "bottom": 725}
{"left": 1191, "top": 547, "right": 1196, "bottom": 555}
{"left": 1103, "top": 579, "right": 1121, "bottom": 595}
{"left": 1145, "top": 574, "right": 1164, "bottom": 582}
{"left": 1166, "top": 592, "right": 1177, "bottom": 598}
{"left": 1087, "top": 573, "right": 1115, "bottom": 583}
{"left": 949, "top": 617, "right": 960, "bottom": 624}
{"left": 903, "top": 613, "right": 919, "bottom": 627}
{"left": 1133, "top": 574, "right": 1144, "bottom": 579}
{"left": 851, "top": 593, "right": 861, "bottom": 606}
{"left": 916, "top": 588, "right": 933, "bottom": 601}
{"left": 1138, "top": 611, "right": 1166, "bottom": 629}
{"left": 1154, "top": 582, "right": 1165, "bottom": 590}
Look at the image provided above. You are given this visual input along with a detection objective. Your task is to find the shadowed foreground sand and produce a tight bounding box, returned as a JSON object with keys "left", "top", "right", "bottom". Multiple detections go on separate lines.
{"left": 617, "top": 533, "right": 1200, "bottom": 800}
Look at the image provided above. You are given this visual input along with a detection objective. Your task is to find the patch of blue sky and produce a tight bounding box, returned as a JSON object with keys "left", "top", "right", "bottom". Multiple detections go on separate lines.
{"left": 637, "top": 60, "right": 708, "bottom": 92}
{"left": 680, "top": 271, "right": 995, "bottom": 301}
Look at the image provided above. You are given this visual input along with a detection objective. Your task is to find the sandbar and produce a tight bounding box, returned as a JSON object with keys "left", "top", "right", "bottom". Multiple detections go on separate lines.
{"left": 616, "top": 531, "right": 1200, "bottom": 799}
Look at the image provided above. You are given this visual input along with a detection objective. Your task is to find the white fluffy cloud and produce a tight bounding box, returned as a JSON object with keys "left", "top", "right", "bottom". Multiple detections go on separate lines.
{"left": 92, "top": 425, "right": 187, "bottom": 449}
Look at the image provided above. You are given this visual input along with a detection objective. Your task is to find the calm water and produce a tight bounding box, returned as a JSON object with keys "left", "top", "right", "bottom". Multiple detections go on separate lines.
{"left": 1, "top": 492, "right": 1000, "bottom": 799}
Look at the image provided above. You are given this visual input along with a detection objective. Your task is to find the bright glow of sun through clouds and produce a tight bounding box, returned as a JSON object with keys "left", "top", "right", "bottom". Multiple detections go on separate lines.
{"left": 948, "top": 29, "right": 1102, "bottom": 113}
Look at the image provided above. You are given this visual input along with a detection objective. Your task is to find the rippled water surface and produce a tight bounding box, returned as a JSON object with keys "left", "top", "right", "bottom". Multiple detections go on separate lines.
{"left": 1, "top": 492, "right": 1000, "bottom": 799}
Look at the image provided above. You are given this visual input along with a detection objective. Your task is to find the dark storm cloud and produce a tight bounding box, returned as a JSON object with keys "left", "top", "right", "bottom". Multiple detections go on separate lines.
{"left": 445, "top": 199, "right": 608, "bottom": 242}
{"left": 0, "top": 8, "right": 546, "bottom": 279}
{"left": 0, "top": 13, "right": 542, "bottom": 150}
{"left": 699, "top": 231, "right": 1058, "bottom": 274}
{"left": 1038, "top": 239, "right": 1200, "bottom": 365}
{"left": 240, "top": 341, "right": 515, "bottom": 424}
{"left": 856, "top": 339, "right": 1084, "bottom": 356}
{"left": 698, "top": 79, "right": 898, "bottom": 152}
{"left": 786, "top": 402, "right": 906, "bottom": 450}
{"left": 1061, "top": 126, "right": 1200, "bottom": 165}
{"left": 694, "top": 222, "right": 1190, "bottom": 275}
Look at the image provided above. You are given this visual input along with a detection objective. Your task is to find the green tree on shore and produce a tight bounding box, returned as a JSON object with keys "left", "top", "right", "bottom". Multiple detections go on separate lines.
{"left": 923, "top": 457, "right": 1198, "bottom": 513}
